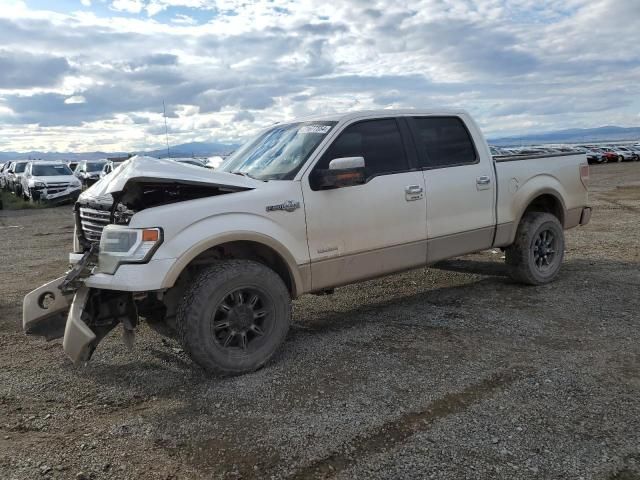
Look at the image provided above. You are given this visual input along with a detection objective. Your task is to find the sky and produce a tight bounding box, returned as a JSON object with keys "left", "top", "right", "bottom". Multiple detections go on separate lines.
{"left": 0, "top": 0, "right": 638, "bottom": 152}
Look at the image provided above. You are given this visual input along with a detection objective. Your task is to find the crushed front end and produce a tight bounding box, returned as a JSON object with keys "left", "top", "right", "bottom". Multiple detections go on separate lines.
{"left": 22, "top": 156, "right": 254, "bottom": 364}
{"left": 23, "top": 194, "right": 139, "bottom": 363}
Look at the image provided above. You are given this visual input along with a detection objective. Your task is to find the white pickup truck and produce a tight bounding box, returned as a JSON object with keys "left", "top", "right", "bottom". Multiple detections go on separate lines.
{"left": 23, "top": 109, "right": 591, "bottom": 375}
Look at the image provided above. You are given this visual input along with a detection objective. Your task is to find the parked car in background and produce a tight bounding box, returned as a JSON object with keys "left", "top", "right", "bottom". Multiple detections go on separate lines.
{"left": 603, "top": 146, "right": 632, "bottom": 162}
{"left": 615, "top": 146, "right": 639, "bottom": 161}
{"left": 590, "top": 147, "right": 618, "bottom": 163}
{"left": 66, "top": 161, "right": 79, "bottom": 172}
{"left": 576, "top": 146, "right": 607, "bottom": 164}
{"left": 627, "top": 145, "right": 640, "bottom": 159}
{"left": 74, "top": 160, "right": 107, "bottom": 187}
{"left": 21, "top": 162, "right": 82, "bottom": 203}
{"left": 100, "top": 159, "right": 126, "bottom": 178}
{"left": 6, "top": 160, "right": 29, "bottom": 195}
{"left": 0, "top": 161, "right": 13, "bottom": 189}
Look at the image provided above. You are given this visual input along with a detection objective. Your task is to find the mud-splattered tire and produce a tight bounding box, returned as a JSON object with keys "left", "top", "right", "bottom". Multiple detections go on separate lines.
{"left": 505, "top": 212, "right": 565, "bottom": 286}
{"left": 176, "top": 260, "right": 291, "bottom": 375}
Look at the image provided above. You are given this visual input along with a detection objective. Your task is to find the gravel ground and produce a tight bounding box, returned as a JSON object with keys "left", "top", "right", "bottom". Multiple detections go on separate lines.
{"left": 0, "top": 162, "right": 639, "bottom": 480}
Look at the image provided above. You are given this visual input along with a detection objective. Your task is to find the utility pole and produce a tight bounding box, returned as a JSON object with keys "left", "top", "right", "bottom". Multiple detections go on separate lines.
{"left": 163, "top": 100, "right": 170, "bottom": 159}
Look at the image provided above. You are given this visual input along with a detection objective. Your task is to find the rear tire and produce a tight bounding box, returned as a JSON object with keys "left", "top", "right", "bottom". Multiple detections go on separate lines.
{"left": 505, "top": 212, "right": 565, "bottom": 285}
{"left": 176, "top": 259, "right": 291, "bottom": 375}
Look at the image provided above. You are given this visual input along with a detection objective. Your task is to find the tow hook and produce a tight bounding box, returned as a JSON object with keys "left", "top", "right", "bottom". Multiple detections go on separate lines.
{"left": 59, "top": 244, "right": 98, "bottom": 294}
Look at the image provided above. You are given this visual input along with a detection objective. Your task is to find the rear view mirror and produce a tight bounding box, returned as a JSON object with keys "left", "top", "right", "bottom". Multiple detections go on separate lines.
{"left": 312, "top": 156, "right": 366, "bottom": 190}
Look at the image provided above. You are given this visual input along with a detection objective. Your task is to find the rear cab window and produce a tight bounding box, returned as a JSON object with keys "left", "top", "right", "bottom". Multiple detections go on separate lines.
{"left": 409, "top": 116, "right": 478, "bottom": 169}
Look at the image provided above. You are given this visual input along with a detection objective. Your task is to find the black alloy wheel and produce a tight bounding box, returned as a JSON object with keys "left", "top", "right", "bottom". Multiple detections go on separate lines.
{"left": 211, "top": 287, "right": 273, "bottom": 352}
{"left": 532, "top": 229, "right": 558, "bottom": 272}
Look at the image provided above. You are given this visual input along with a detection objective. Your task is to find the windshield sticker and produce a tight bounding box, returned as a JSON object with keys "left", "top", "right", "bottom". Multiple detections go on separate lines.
{"left": 299, "top": 125, "right": 331, "bottom": 134}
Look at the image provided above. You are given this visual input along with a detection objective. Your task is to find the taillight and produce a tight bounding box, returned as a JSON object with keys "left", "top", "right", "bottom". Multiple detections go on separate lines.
{"left": 580, "top": 164, "right": 589, "bottom": 188}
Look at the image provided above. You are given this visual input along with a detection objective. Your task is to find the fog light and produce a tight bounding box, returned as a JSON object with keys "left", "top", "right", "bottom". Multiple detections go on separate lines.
{"left": 38, "top": 292, "right": 55, "bottom": 310}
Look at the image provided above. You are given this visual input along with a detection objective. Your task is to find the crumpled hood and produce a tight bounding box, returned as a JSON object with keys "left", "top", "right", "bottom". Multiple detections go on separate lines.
{"left": 79, "top": 155, "right": 259, "bottom": 203}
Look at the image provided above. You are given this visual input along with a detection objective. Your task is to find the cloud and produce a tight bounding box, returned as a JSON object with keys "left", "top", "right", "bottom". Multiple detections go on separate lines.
{"left": 0, "top": 51, "right": 71, "bottom": 88}
{"left": 171, "top": 14, "right": 196, "bottom": 25}
{"left": 0, "top": 0, "right": 639, "bottom": 152}
{"left": 110, "top": 0, "right": 145, "bottom": 14}
{"left": 64, "top": 95, "right": 86, "bottom": 104}
{"left": 232, "top": 110, "right": 255, "bottom": 122}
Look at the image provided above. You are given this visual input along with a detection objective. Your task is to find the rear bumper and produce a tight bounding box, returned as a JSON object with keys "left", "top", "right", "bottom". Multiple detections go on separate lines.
{"left": 580, "top": 207, "right": 592, "bottom": 226}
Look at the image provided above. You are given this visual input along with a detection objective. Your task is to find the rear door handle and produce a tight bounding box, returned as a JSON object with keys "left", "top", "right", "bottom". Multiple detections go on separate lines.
{"left": 476, "top": 175, "right": 491, "bottom": 190}
{"left": 405, "top": 184, "right": 424, "bottom": 201}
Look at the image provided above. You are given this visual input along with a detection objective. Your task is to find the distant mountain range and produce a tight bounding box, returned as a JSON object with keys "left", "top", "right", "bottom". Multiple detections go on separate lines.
{"left": 144, "top": 141, "right": 239, "bottom": 159}
{"left": 0, "top": 141, "right": 239, "bottom": 162}
{"left": 488, "top": 126, "right": 640, "bottom": 146}
{"left": 2, "top": 126, "right": 639, "bottom": 161}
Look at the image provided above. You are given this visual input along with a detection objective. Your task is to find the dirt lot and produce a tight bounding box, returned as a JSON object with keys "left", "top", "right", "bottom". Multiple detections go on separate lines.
{"left": 1, "top": 162, "right": 639, "bottom": 480}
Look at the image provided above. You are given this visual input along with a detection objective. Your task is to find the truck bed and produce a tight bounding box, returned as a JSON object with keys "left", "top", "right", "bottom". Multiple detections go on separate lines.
{"left": 492, "top": 152, "right": 588, "bottom": 247}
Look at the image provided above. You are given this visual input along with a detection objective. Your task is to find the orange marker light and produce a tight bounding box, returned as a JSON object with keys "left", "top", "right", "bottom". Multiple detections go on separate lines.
{"left": 142, "top": 229, "right": 159, "bottom": 242}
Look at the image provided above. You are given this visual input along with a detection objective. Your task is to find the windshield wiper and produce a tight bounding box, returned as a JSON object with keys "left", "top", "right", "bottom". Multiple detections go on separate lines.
{"left": 231, "top": 171, "right": 258, "bottom": 180}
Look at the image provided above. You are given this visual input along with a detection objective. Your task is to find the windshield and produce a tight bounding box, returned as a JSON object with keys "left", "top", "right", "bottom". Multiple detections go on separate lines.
{"left": 219, "top": 121, "right": 337, "bottom": 180}
{"left": 87, "top": 162, "right": 105, "bottom": 172}
{"left": 32, "top": 164, "right": 73, "bottom": 176}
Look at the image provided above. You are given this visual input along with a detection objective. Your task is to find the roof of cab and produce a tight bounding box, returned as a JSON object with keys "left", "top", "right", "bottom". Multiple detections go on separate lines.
{"left": 286, "top": 108, "right": 470, "bottom": 124}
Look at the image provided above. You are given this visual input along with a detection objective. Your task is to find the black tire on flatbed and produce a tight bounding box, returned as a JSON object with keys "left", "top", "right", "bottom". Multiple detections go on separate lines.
{"left": 505, "top": 212, "right": 565, "bottom": 286}
{"left": 176, "top": 259, "right": 291, "bottom": 375}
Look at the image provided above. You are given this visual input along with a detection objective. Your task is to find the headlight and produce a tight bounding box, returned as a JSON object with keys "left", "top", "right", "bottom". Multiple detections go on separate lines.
{"left": 98, "top": 226, "right": 162, "bottom": 274}
{"left": 34, "top": 181, "right": 47, "bottom": 188}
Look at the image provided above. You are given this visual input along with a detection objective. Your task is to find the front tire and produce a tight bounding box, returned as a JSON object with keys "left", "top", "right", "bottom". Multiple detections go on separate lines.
{"left": 176, "top": 260, "right": 291, "bottom": 375}
{"left": 505, "top": 212, "right": 565, "bottom": 285}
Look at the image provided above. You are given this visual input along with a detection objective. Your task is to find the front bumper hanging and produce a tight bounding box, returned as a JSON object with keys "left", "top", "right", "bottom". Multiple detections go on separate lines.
{"left": 23, "top": 244, "right": 138, "bottom": 364}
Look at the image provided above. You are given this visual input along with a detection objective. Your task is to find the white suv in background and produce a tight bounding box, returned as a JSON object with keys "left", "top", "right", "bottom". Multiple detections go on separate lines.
{"left": 22, "top": 162, "right": 82, "bottom": 203}
{"left": 74, "top": 160, "right": 107, "bottom": 187}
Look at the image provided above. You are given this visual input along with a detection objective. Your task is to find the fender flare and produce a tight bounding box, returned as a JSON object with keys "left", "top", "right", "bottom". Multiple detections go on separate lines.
{"left": 504, "top": 187, "right": 567, "bottom": 246}
{"left": 160, "top": 231, "right": 306, "bottom": 297}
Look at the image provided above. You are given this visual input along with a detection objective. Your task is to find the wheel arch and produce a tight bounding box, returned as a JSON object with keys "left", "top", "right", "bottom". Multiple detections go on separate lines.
{"left": 520, "top": 190, "right": 566, "bottom": 227}
{"left": 501, "top": 188, "right": 567, "bottom": 246}
{"left": 161, "top": 232, "right": 306, "bottom": 298}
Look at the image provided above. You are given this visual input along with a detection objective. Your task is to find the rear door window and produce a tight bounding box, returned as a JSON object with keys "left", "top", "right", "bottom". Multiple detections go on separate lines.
{"left": 410, "top": 117, "right": 478, "bottom": 169}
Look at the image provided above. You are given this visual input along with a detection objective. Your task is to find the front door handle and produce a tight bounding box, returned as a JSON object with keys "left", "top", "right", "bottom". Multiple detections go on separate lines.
{"left": 405, "top": 184, "right": 424, "bottom": 201}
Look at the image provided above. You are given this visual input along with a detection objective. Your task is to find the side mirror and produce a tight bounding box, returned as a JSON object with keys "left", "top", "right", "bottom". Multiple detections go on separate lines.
{"left": 328, "top": 156, "right": 365, "bottom": 170}
{"left": 312, "top": 156, "right": 366, "bottom": 190}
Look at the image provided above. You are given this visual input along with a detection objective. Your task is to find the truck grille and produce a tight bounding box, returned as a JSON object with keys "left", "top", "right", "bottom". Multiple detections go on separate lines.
{"left": 79, "top": 207, "right": 111, "bottom": 243}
